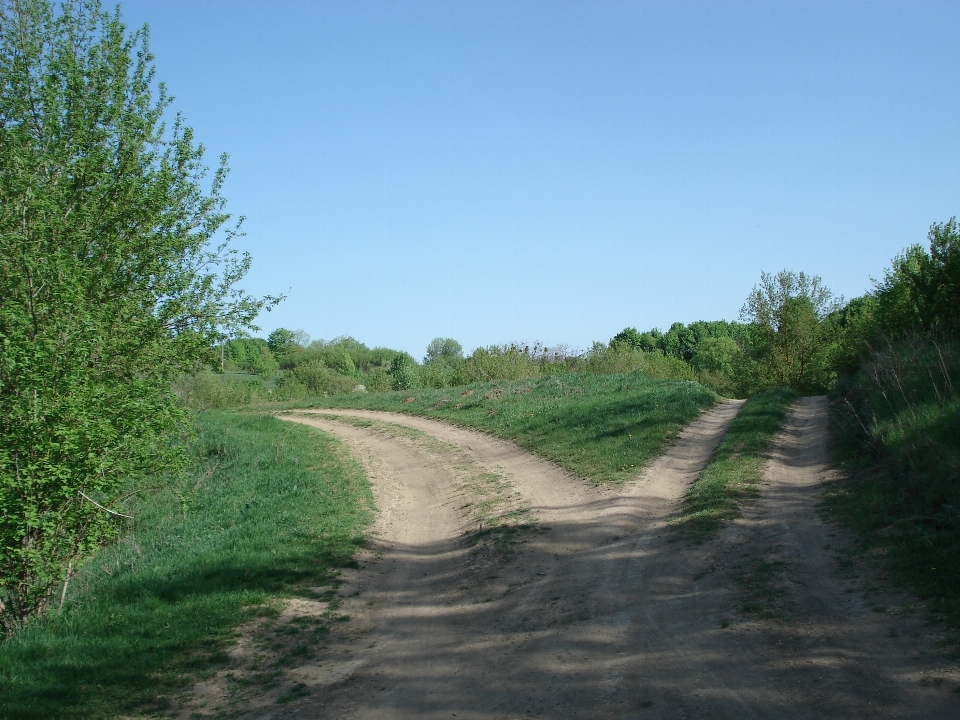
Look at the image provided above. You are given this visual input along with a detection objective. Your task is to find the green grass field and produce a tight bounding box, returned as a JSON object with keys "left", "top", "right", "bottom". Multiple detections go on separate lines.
{"left": 304, "top": 370, "right": 719, "bottom": 484}
{"left": 675, "top": 388, "right": 797, "bottom": 541}
{"left": 0, "top": 411, "right": 372, "bottom": 720}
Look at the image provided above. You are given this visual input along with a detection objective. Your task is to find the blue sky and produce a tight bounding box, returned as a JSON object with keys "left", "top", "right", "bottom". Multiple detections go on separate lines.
{"left": 122, "top": 0, "right": 960, "bottom": 358}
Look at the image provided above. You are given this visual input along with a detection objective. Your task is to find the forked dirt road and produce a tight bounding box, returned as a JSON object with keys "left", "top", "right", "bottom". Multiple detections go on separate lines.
{"left": 257, "top": 398, "right": 958, "bottom": 719}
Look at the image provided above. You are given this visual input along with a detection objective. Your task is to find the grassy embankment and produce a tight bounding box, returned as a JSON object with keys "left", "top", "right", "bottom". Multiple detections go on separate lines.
{"left": 675, "top": 388, "right": 797, "bottom": 541}
{"left": 828, "top": 340, "right": 960, "bottom": 626}
{"left": 298, "top": 370, "right": 720, "bottom": 484}
{"left": 0, "top": 412, "right": 373, "bottom": 720}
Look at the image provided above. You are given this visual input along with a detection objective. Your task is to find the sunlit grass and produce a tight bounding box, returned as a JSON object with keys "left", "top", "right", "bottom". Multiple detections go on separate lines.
{"left": 303, "top": 370, "right": 719, "bottom": 484}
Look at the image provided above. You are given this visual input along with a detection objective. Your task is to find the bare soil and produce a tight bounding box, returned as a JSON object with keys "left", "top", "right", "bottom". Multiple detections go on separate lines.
{"left": 197, "top": 397, "right": 958, "bottom": 718}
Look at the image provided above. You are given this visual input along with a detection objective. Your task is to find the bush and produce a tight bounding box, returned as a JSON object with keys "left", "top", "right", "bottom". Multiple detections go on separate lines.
{"left": 224, "top": 339, "right": 278, "bottom": 378}
{"left": 457, "top": 345, "right": 540, "bottom": 383}
{"left": 389, "top": 355, "right": 421, "bottom": 391}
{"left": 420, "top": 359, "right": 460, "bottom": 389}
{"left": 586, "top": 344, "right": 695, "bottom": 381}
{"left": 174, "top": 371, "right": 298, "bottom": 409}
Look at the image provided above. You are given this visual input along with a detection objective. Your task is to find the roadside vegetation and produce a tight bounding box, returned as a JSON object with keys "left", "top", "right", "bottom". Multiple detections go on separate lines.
{"left": 825, "top": 219, "right": 960, "bottom": 624}
{"left": 0, "top": 411, "right": 372, "bottom": 720}
{"left": 306, "top": 371, "right": 718, "bottom": 484}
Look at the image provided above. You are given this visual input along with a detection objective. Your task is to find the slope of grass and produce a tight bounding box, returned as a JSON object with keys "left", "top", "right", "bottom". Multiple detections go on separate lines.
{"left": 0, "top": 411, "right": 373, "bottom": 720}
{"left": 675, "top": 388, "right": 797, "bottom": 541}
{"left": 828, "top": 340, "right": 960, "bottom": 626}
{"left": 299, "top": 370, "right": 719, "bottom": 484}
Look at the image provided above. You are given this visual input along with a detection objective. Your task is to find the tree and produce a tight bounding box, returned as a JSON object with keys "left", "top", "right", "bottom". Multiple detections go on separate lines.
{"left": 873, "top": 218, "right": 960, "bottom": 339}
{"left": 267, "top": 328, "right": 303, "bottom": 357}
{"left": 610, "top": 327, "right": 643, "bottom": 351}
{"left": 739, "top": 271, "right": 842, "bottom": 393}
{"left": 0, "top": 0, "right": 278, "bottom": 632}
{"left": 424, "top": 337, "right": 463, "bottom": 363}
{"left": 389, "top": 354, "right": 420, "bottom": 391}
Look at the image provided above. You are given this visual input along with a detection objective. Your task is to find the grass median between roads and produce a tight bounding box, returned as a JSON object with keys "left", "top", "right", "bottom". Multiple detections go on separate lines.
{"left": 300, "top": 370, "right": 719, "bottom": 485}
{"left": 675, "top": 388, "right": 797, "bottom": 542}
{"left": 0, "top": 411, "right": 373, "bottom": 720}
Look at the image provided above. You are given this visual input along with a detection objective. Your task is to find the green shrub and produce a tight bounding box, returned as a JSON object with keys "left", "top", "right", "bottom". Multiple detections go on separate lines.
{"left": 389, "top": 355, "right": 421, "bottom": 391}
{"left": 586, "top": 344, "right": 695, "bottom": 381}
{"left": 457, "top": 345, "right": 540, "bottom": 383}
{"left": 174, "top": 371, "right": 299, "bottom": 409}
{"left": 420, "top": 359, "right": 460, "bottom": 389}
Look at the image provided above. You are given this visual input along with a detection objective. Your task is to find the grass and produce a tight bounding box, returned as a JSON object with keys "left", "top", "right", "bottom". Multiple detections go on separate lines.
{"left": 0, "top": 411, "right": 373, "bottom": 720}
{"left": 827, "top": 339, "right": 960, "bottom": 628}
{"left": 675, "top": 388, "right": 798, "bottom": 541}
{"left": 295, "top": 370, "right": 719, "bottom": 484}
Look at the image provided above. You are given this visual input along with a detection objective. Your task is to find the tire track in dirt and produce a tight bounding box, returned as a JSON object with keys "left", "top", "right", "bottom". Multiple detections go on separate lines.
{"left": 231, "top": 397, "right": 957, "bottom": 719}
{"left": 692, "top": 396, "right": 960, "bottom": 718}
{"left": 262, "top": 401, "right": 741, "bottom": 719}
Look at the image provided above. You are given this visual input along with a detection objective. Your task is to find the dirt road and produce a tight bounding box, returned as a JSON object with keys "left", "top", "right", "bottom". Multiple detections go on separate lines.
{"left": 252, "top": 398, "right": 957, "bottom": 719}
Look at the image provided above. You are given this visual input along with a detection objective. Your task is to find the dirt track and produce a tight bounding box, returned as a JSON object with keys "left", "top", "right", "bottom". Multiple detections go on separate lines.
{"left": 258, "top": 398, "right": 958, "bottom": 719}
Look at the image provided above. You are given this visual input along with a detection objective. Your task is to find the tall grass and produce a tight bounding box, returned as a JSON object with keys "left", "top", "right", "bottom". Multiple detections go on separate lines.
{"left": 0, "top": 411, "right": 372, "bottom": 719}
{"left": 828, "top": 339, "right": 960, "bottom": 624}
{"left": 305, "top": 370, "right": 718, "bottom": 484}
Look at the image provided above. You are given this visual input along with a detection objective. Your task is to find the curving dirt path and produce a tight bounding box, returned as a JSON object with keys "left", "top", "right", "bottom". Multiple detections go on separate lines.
{"left": 250, "top": 398, "right": 959, "bottom": 719}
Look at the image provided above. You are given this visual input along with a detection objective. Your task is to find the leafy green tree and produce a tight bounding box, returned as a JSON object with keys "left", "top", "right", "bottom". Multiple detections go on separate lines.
{"left": 610, "top": 327, "right": 644, "bottom": 351}
{"left": 389, "top": 354, "right": 420, "bottom": 391}
{"left": 266, "top": 328, "right": 308, "bottom": 357}
{"left": 739, "top": 271, "right": 841, "bottom": 393}
{"left": 224, "top": 338, "right": 278, "bottom": 378}
{"left": 266, "top": 328, "right": 296, "bottom": 356}
{"left": 424, "top": 337, "right": 463, "bottom": 363}
{"left": 873, "top": 218, "right": 960, "bottom": 339}
{"left": 0, "top": 0, "right": 277, "bottom": 632}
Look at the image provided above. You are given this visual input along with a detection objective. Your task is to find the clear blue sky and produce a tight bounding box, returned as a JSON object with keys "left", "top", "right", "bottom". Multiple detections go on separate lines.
{"left": 122, "top": 0, "right": 960, "bottom": 358}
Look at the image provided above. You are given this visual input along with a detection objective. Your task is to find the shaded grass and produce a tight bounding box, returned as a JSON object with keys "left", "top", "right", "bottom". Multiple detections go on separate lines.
{"left": 675, "top": 388, "right": 797, "bottom": 541}
{"left": 0, "top": 411, "right": 373, "bottom": 720}
{"left": 827, "top": 339, "right": 960, "bottom": 628}
{"left": 294, "top": 370, "right": 719, "bottom": 484}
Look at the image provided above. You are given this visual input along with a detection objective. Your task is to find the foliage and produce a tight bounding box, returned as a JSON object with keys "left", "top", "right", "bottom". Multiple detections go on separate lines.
{"left": 266, "top": 328, "right": 308, "bottom": 358}
{"left": 312, "top": 371, "right": 718, "bottom": 484}
{"left": 456, "top": 344, "right": 540, "bottom": 384}
{"left": 286, "top": 362, "right": 357, "bottom": 396}
{"left": 828, "top": 339, "right": 960, "bottom": 625}
{"left": 676, "top": 389, "right": 797, "bottom": 541}
{"left": 585, "top": 343, "right": 696, "bottom": 381}
{"left": 739, "top": 271, "right": 842, "bottom": 394}
{"left": 0, "top": 410, "right": 372, "bottom": 719}
{"left": 224, "top": 338, "right": 278, "bottom": 378}
{"left": 0, "top": 0, "right": 277, "bottom": 632}
{"left": 872, "top": 219, "right": 960, "bottom": 339}
{"left": 424, "top": 337, "right": 463, "bottom": 363}
{"left": 389, "top": 354, "right": 420, "bottom": 391}
{"left": 419, "top": 358, "right": 460, "bottom": 389}
{"left": 174, "top": 370, "right": 287, "bottom": 409}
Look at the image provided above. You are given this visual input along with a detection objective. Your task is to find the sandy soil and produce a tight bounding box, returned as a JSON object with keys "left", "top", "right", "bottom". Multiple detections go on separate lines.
{"left": 226, "top": 397, "right": 957, "bottom": 719}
